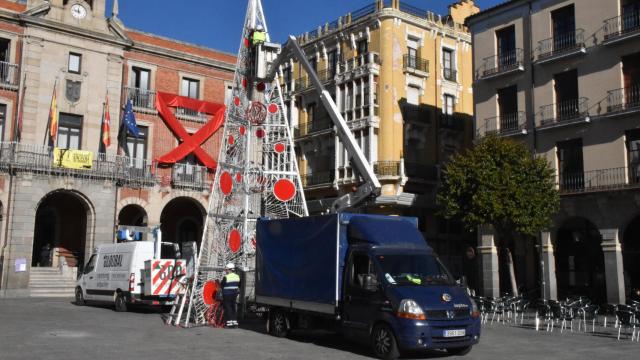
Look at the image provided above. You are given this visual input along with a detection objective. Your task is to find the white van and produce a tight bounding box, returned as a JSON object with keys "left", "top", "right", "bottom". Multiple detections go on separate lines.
{"left": 75, "top": 240, "right": 187, "bottom": 312}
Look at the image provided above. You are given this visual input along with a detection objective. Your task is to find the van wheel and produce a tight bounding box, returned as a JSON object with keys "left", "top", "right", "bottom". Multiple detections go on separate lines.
{"left": 269, "top": 310, "right": 288, "bottom": 338}
{"left": 75, "top": 287, "right": 85, "bottom": 306}
{"left": 371, "top": 324, "right": 400, "bottom": 360}
{"left": 447, "top": 346, "right": 472, "bottom": 356}
{"left": 114, "top": 292, "right": 128, "bottom": 312}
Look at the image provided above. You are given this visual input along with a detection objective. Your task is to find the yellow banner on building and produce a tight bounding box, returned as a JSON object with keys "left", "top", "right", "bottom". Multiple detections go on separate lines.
{"left": 53, "top": 148, "right": 93, "bottom": 170}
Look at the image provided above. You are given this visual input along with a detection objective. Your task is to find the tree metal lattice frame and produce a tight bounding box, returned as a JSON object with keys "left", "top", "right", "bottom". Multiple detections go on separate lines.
{"left": 176, "top": 0, "right": 308, "bottom": 327}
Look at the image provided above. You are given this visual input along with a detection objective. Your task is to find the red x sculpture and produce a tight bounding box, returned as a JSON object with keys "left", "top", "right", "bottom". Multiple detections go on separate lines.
{"left": 155, "top": 92, "right": 226, "bottom": 170}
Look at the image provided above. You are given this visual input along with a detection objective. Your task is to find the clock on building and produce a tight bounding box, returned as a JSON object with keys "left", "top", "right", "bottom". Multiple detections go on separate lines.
{"left": 71, "top": 4, "right": 87, "bottom": 19}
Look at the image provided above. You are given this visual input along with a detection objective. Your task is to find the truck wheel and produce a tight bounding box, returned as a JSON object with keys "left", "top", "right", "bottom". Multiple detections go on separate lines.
{"left": 447, "top": 346, "right": 472, "bottom": 356}
{"left": 270, "top": 310, "right": 288, "bottom": 338}
{"left": 114, "top": 292, "right": 128, "bottom": 312}
{"left": 371, "top": 324, "right": 400, "bottom": 360}
{"left": 75, "top": 287, "right": 85, "bottom": 306}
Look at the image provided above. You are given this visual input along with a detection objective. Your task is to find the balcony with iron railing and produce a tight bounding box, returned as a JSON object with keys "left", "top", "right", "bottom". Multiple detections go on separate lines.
{"left": 479, "top": 49, "right": 525, "bottom": 80}
{"left": 477, "top": 112, "right": 527, "bottom": 138}
{"left": 538, "top": 98, "right": 590, "bottom": 128}
{"left": 403, "top": 55, "right": 429, "bottom": 76}
{"left": 294, "top": 118, "right": 334, "bottom": 138}
{"left": 443, "top": 68, "right": 457, "bottom": 82}
{"left": 124, "top": 86, "right": 157, "bottom": 113}
{"left": 175, "top": 107, "right": 209, "bottom": 123}
{"left": 606, "top": 83, "right": 640, "bottom": 115}
{"left": 0, "top": 142, "right": 211, "bottom": 190}
{"left": 302, "top": 170, "right": 335, "bottom": 187}
{"left": 338, "top": 52, "right": 381, "bottom": 79}
{"left": 0, "top": 142, "right": 158, "bottom": 186}
{"left": 172, "top": 163, "right": 209, "bottom": 191}
{"left": 559, "top": 166, "right": 640, "bottom": 195}
{"left": 603, "top": 11, "right": 640, "bottom": 44}
{"left": 0, "top": 61, "right": 19, "bottom": 89}
{"left": 537, "top": 29, "right": 586, "bottom": 63}
{"left": 292, "top": 68, "right": 335, "bottom": 93}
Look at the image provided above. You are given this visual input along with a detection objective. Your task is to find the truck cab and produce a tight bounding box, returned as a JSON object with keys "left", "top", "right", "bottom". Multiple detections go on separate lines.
{"left": 339, "top": 215, "right": 480, "bottom": 358}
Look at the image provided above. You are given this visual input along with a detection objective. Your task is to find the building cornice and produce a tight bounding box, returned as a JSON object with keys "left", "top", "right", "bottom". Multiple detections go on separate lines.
{"left": 300, "top": 9, "right": 472, "bottom": 48}
{"left": 126, "top": 41, "right": 235, "bottom": 72}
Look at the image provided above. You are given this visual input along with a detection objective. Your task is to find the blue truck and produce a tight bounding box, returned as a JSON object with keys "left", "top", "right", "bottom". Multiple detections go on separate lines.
{"left": 255, "top": 213, "right": 481, "bottom": 359}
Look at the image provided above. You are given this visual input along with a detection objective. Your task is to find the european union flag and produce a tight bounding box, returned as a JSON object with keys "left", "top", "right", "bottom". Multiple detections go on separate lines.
{"left": 123, "top": 99, "right": 140, "bottom": 138}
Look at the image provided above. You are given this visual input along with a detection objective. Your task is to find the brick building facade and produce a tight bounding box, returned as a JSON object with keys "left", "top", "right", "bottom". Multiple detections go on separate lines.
{"left": 0, "top": 0, "right": 235, "bottom": 297}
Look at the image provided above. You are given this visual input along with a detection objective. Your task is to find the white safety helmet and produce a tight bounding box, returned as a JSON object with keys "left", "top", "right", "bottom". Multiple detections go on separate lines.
{"left": 256, "top": 24, "right": 264, "bottom": 31}
{"left": 225, "top": 262, "right": 235, "bottom": 270}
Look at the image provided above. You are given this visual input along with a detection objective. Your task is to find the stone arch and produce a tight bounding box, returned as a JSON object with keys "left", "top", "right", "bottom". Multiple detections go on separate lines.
{"left": 160, "top": 196, "right": 206, "bottom": 249}
{"left": 118, "top": 204, "right": 148, "bottom": 227}
{"left": 555, "top": 217, "right": 606, "bottom": 303}
{"left": 32, "top": 189, "right": 95, "bottom": 269}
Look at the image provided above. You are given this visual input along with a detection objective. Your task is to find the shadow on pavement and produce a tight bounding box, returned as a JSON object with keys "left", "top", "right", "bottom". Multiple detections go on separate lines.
{"left": 68, "top": 300, "right": 170, "bottom": 314}
{"left": 237, "top": 317, "right": 452, "bottom": 360}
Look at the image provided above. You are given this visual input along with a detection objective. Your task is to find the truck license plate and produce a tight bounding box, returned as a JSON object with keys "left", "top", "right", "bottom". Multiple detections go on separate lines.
{"left": 443, "top": 329, "right": 466, "bottom": 337}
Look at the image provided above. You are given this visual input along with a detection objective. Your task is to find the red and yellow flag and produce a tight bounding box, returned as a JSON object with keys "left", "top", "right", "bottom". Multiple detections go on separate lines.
{"left": 102, "top": 96, "right": 111, "bottom": 148}
{"left": 48, "top": 84, "right": 58, "bottom": 141}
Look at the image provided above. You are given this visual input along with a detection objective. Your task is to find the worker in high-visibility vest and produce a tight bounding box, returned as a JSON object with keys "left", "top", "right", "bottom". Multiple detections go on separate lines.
{"left": 252, "top": 24, "right": 266, "bottom": 47}
{"left": 221, "top": 262, "right": 241, "bottom": 328}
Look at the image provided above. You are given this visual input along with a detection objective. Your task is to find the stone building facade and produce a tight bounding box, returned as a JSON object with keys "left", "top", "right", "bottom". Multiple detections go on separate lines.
{"left": 0, "top": 0, "right": 234, "bottom": 297}
{"left": 468, "top": 0, "right": 640, "bottom": 303}
{"left": 279, "top": 0, "right": 479, "bottom": 278}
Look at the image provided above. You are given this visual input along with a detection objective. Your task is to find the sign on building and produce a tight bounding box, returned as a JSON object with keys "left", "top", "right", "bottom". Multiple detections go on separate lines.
{"left": 53, "top": 148, "right": 93, "bottom": 170}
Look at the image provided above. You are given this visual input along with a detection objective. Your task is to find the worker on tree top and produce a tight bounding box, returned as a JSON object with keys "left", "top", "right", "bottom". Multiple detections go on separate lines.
{"left": 221, "top": 262, "right": 241, "bottom": 328}
{"left": 252, "top": 24, "right": 266, "bottom": 47}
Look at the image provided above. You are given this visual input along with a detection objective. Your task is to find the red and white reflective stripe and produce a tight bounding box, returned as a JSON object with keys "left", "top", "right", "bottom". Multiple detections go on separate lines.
{"left": 151, "top": 260, "right": 186, "bottom": 296}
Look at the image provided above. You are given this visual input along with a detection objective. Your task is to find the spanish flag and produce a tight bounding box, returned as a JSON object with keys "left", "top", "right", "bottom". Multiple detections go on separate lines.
{"left": 102, "top": 96, "right": 111, "bottom": 148}
{"left": 48, "top": 83, "right": 58, "bottom": 142}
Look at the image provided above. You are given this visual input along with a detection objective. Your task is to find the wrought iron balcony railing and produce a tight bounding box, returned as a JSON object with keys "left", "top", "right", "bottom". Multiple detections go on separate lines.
{"left": 0, "top": 142, "right": 157, "bottom": 186}
{"left": 480, "top": 49, "right": 525, "bottom": 78}
{"left": 444, "top": 68, "right": 457, "bottom": 82}
{"left": 399, "top": 2, "right": 428, "bottom": 18}
{"left": 538, "top": 98, "right": 589, "bottom": 126}
{"left": 403, "top": 55, "right": 429, "bottom": 74}
{"left": 302, "top": 170, "right": 335, "bottom": 187}
{"left": 294, "top": 119, "right": 334, "bottom": 137}
{"left": 124, "top": 86, "right": 156, "bottom": 110}
{"left": 0, "top": 61, "right": 19, "bottom": 88}
{"left": 559, "top": 166, "right": 640, "bottom": 194}
{"left": 603, "top": 11, "right": 640, "bottom": 42}
{"left": 606, "top": 84, "right": 640, "bottom": 114}
{"left": 0, "top": 142, "right": 215, "bottom": 190}
{"left": 351, "top": 3, "right": 376, "bottom": 21}
{"left": 172, "top": 163, "right": 209, "bottom": 191}
{"left": 374, "top": 161, "right": 401, "bottom": 177}
{"left": 478, "top": 112, "right": 527, "bottom": 138}
{"left": 175, "top": 107, "right": 209, "bottom": 123}
{"left": 339, "top": 52, "right": 381, "bottom": 74}
{"left": 538, "top": 29, "right": 585, "bottom": 60}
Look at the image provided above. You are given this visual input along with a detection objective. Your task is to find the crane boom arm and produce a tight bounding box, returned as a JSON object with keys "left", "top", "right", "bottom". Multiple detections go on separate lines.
{"left": 266, "top": 36, "right": 381, "bottom": 212}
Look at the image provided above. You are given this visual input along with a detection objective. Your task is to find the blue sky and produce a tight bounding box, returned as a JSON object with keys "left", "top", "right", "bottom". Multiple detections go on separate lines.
{"left": 106, "top": 0, "right": 502, "bottom": 54}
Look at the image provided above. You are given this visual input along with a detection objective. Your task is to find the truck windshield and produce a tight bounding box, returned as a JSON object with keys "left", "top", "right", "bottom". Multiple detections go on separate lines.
{"left": 376, "top": 255, "right": 453, "bottom": 286}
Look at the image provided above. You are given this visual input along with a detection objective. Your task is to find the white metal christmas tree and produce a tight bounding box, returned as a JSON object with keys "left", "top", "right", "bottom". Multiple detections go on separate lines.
{"left": 173, "top": 0, "right": 308, "bottom": 327}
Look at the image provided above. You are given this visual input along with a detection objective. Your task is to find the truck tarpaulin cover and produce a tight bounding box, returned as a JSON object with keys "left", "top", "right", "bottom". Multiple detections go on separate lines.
{"left": 346, "top": 215, "right": 425, "bottom": 249}
{"left": 255, "top": 215, "right": 346, "bottom": 306}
